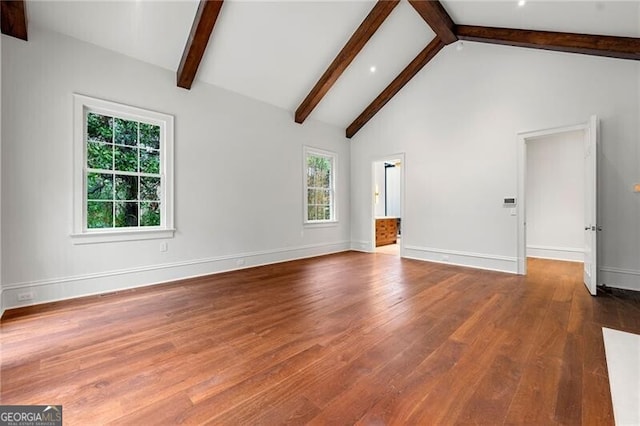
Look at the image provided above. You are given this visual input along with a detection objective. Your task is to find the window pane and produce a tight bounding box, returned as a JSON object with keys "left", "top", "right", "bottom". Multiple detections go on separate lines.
{"left": 140, "top": 177, "right": 160, "bottom": 201}
{"left": 307, "top": 155, "right": 332, "bottom": 189}
{"left": 140, "top": 148, "right": 160, "bottom": 174}
{"left": 87, "top": 201, "right": 113, "bottom": 228}
{"left": 114, "top": 118, "right": 138, "bottom": 146}
{"left": 115, "top": 145, "right": 138, "bottom": 172}
{"left": 321, "top": 165, "right": 331, "bottom": 186}
{"left": 115, "top": 175, "right": 138, "bottom": 201}
{"left": 140, "top": 123, "right": 160, "bottom": 150}
{"left": 317, "top": 206, "right": 326, "bottom": 221}
{"left": 307, "top": 205, "right": 317, "bottom": 221}
{"left": 87, "top": 113, "right": 113, "bottom": 143}
{"left": 305, "top": 152, "right": 334, "bottom": 222}
{"left": 307, "top": 166, "right": 315, "bottom": 187}
{"left": 87, "top": 172, "right": 113, "bottom": 200}
{"left": 319, "top": 189, "right": 331, "bottom": 205}
{"left": 307, "top": 189, "right": 316, "bottom": 206}
{"left": 87, "top": 141, "right": 113, "bottom": 170}
{"left": 115, "top": 202, "right": 139, "bottom": 227}
{"left": 140, "top": 202, "right": 161, "bottom": 226}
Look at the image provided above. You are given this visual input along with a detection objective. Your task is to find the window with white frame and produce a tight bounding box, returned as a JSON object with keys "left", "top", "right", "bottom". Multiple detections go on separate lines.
{"left": 304, "top": 146, "right": 336, "bottom": 223}
{"left": 72, "top": 94, "right": 174, "bottom": 244}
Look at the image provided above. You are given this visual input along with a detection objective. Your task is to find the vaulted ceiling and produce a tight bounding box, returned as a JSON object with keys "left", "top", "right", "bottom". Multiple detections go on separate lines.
{"left": 4, "top": 1, "right": 640, "bottom": 138}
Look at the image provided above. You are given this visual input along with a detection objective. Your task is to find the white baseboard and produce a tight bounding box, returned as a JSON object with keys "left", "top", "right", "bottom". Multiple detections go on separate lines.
{"left": 403, "top": 245, "right": 518, "bottom": 274}
{"left": 0, "top": 241, "right": 350, "bottom": 314}
{"left": 599, "top": 267, "right": 640, "bottom": 292}
{"left": 350, "top": 240, "right": 372, "bottom": 252}
{"left": 527, "top": 245, "right": 584, "bottom": 262}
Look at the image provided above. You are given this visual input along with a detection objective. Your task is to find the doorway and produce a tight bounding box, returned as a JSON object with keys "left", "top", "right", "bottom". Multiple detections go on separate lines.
{"left": 372, "top": 154, "right": 404, "bottom": 256}
{"left": 517, "top": 117, "right": 598, "bottom": 295}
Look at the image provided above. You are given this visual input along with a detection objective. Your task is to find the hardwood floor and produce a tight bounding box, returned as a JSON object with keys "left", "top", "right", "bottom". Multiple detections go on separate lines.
{"left": 1, "top": 253, "right": 639, "bottom": 425}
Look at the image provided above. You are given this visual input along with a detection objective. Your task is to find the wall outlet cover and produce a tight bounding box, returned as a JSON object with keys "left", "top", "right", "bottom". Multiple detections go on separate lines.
{"left": 17, "top": 291, "right": 35, "bottom": 301}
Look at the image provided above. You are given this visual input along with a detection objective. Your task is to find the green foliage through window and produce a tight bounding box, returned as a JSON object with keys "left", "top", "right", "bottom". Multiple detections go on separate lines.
{"left": 306, "top": 152, "right": 334, "bottom": 222}
{"left": 85, "top": 111, "right": 162, "bottom": 229}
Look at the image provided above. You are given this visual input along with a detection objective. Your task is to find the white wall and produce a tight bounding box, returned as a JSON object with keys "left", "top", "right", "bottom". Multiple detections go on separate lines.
{"left": 1, "top": 27, "right": 350, "bottom": 310}
{"left": 526, "top": 130, "right": 585, "bottom": 262}
{"left": 350, "top": 41, "right": 640, "bottom": 288}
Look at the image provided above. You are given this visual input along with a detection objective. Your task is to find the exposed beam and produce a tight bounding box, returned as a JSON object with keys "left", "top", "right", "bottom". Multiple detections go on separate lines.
{"left": 408, "top": 0, "right": 456, "bottom": 45}
{"left": 295, "top": 0, "right": 400, "bottom": 124}
{"left": 456, "top": 25, "right": 640, "bottom": 61}
{"left": 177, "top": 0, "right": 224, "bottom": 90}
{"left": 346, "top": 37, "right": 445, "bottom": 139}
{"left": 1, "top": 0, "right": 27, "bottom": 41}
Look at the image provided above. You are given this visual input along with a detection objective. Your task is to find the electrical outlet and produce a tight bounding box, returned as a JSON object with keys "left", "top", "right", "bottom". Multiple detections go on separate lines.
{"left": 17, "top": 291, "right": 35, "bottom": 302}
{"left": 160, "top": 242, "right": 168, "bottom": 252}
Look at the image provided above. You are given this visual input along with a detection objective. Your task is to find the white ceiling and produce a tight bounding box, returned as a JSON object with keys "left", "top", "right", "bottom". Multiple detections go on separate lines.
{"left": 26, "top": 1, "right": 640, "bottom": 128}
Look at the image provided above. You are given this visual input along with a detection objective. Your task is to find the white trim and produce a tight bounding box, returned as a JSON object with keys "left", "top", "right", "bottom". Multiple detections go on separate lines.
{"left": 72, "top": 94, "right": 175, "bottom": 244}
{"left": 517, "top": 123, "right": 586, "bottom": 141}
{"left": 70, "top": 228, "right": 175, "bottom": 244}
{"left": 599, "top": 266, "right": 640, "bottom": 292}
{"left": 303, "top": 222, "right": 339, "bottom": 229}
{"left": 526, "top": 245, "right": 584, "bottom": 262}
{"left": 404, "top": 245, "right": 518, "bottom": 274}
{"left": 1, "top": 241, "right": 350, "bottom": 311}
{"left": 350, "top": 240, "right": 373, "bottom": 252}
{"left": 303, "top": 145, "right": 337, "bottom": 225}
{"left": 516, "top": 121, "right": 589, "bottom": 275}
{"left": 370, "top": 153, "right": 406, "bottom": 257}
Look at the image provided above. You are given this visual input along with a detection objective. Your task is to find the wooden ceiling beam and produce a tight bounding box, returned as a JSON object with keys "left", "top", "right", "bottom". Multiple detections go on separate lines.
{"left": 346, "top": 37, "right": 445, "bottom": 139}
{"left": 1, "top": 0, "right": 27, "bottom": 41}
{"left": 408, "top": 0, "right": 456, "bottom": 45}
{"left": 456, "top": 25, "right": 640, "bottom": 61}
{"left": 177, "top": 0, "right": 224, "bottom": 90}
{"left": 295, "top": 0, "right": 400, "bottom": 124}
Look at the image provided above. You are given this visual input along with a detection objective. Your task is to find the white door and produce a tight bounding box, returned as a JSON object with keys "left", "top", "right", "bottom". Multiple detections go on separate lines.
{"left": 583, "top": 115, "right": 598, "bottom": 295}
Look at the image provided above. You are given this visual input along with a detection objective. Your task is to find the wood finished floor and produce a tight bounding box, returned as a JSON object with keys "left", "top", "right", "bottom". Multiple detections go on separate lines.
{"left": 2, "top": 252, "right": 639, "bottom": 425}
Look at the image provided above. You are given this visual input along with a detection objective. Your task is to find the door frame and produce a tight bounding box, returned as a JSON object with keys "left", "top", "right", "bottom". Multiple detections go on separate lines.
{"left": 371, "top": 153, "right": 406, "bottom": 256}
{"left": 516, "top": 122, "right": 588, "bottom": 276}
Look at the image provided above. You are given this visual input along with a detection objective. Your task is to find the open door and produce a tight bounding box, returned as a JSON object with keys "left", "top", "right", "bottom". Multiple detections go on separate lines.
{"left": 583, "top": 115, "right": 598, "bottom": 295}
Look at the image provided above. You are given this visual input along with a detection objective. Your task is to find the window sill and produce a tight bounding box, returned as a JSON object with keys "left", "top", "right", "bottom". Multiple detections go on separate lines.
{"left": 71, "top": 228, "right": 175, "bottom": 245}
{"left": 303, "top": 221, "right": 339, "bottom": 228}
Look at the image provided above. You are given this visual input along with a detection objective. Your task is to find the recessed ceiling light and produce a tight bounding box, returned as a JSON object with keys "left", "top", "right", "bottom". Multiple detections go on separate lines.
{"left": 369, "top": 66, "right": 376, "bottom": 73}
{"left": 518, "top": 0, "right": 526, "bottom": 6}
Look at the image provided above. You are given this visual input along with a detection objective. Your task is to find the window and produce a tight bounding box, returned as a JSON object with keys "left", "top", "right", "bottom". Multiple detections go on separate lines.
{"left": 72, "top": 95, "right": 174, "bottom": 244}
{"left": 304, "top": 146, "right": 336, "bottom": 224}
